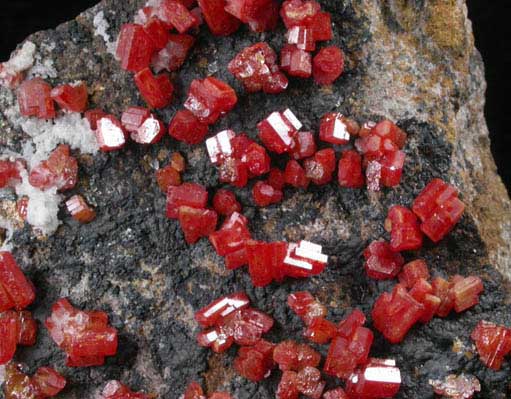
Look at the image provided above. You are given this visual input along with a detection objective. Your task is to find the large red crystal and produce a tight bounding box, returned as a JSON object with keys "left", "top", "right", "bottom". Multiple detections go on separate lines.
{"left": 245, "top": 240, "right": 288, "bottom": 286}
{"left": 29, "top": 144, "right": 78, "bottom": 191}
{"left": 384, "top": 205, "right": 423, "bottom": 251}
{"left": 45, "top": 298, "right": 118, "bottom": 367}
{"left": 17, "top": 78, "right": 56, "bottom": 119}
{"left": 195, "top": 292, "right": 250, "bottom": 328}
{"left": 258, "top": 109, "right": 302, "bottom": 154}
{"left": 213, "top": 189, "right": 241, "bottom": 216}
{"left": 303, "top": 317, "right": 337, "bottom": 344}
{"left": 184, "top": 77, "right": 237, "bottom": 125}
{"left": 276, "top": 370, "right": 299, "bottom": 399}
{"left": 50, "top": 82, "right": 88, "bottom": 113}
{"left": 291, "top": 131, "right": 316, "bottom": 160}
{"left": 101, "top": 380, "right": 151, "bottom": 399}
{"left": 228, "top": 42, "right": 288, "bottom": 94}
{"left": 152, "top": 34, "right": 196, "bottom": 72}
{"left": 0, "top": 252, "right": 35, "bottom": 311}
{"left": 209, "top": 211, "right": 251, "bottom": 266}
{"left": 345, "top": 358, "right": 402, "bottom": 399}
{"left": 452, "top": 276, "right": 483, "bottom": 313}
{"left": 198, "top": 0, "right": 240, "bottom": 36}
{"left": 66, "top": 195, "right": 96, "bottom": 223}
{"left": 166, "top": 182, "right": 208, "bottom": 219}
{"left": 143, "top": 16, "right": 171, "bottom": 50}
{"left": 312, "top": 46, "right": 344, "bottom": 85}
{"left": 224, "top": 0, "right": 272, "bottom": 24}
{"left": 95, "top": 115, "right": 127, "bottom": 152}
{"left": 84, "top": 109, "right": 108, "bottom": 130}
{"left": 282, "top": 240, "right": 328, "bottom": 278}
{"left": 134, "top": 67, "right": 174, "bottom": 109}
{"left": 338, "top": 150, "right": 364, "bottom": 188}
{"left": 412, "top": 178, "right": 465, "bottom": 242}
{"left": 363, "top": 240, "right": 404, "bottom": 280}
{"left": 372, "top": 284, "right": 424, "bottom": 343}
{"left": 471, "top": 320, "right": 511, "bottom": 370}
{"left": 116, "top": 24, "right": 154, "bottom": 72}
{"left": 296, "top": 366, "right": 325, "bottom": 399}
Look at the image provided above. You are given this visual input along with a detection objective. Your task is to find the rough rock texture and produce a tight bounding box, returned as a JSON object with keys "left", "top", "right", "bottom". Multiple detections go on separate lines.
{"left": 1, "top": 0, "right": 510, "bottom": 398}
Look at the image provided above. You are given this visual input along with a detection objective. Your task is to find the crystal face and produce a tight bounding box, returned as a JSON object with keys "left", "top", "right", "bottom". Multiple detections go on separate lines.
{"left": 280, "top": 45, "right": 312, "bottom": 78}
{"left": 95, "top": 115, "right": 127, "bottom": 152}
{"left": 286, "top": 26, "right": 315, "bottom": 51}
{"left": 312, "top": 46, "right": 344, "bottom": 85}
{"left": 4, "top": 363, "right": 66, "bottom": 399}
{"left": 213, "top": 189, "right": 242, "bottom": 216}
{"left": 168, "top": 109, "right": 209, "bottom": 144}
{"left": 338, "top": 150, "right": 364, "bottom": 188}
{"left": 195, "top": 292, "right": 250, "bottom": 328}
{"left": 157, "top": 0, "right": 200, "bottom": 33}
{"left": 345, "top": 358, "right": 402, "bottom": 399}
{"left": 319, "top": 113, "right": 353, "bottom": 145}
{"left": 206, "top": 130, "right": 236, "bottom": 165}
{"left": 66, "top": 195, "right": 96, "bottom": 223}
{"left": 130, "top": 114, "right": 165, "bottom": 144}
{"left": 166, "top": 183, "right": 208, "bottom": 219}
{"left": 363, "top": 240, "right": 405, "bottom": 280}
{"left": 287, "top": 291, "right": 327, "bottom": 325}
{"left": 116, "top": 23, "right": 154, "bottom": 72}
{"left": 50, "top": 82, "right": 88, "bottom": 112}
{"left": 177, "top": 206, "right": 218, "bottom": 244}
{"left": 152, "top": 34, "right": 196, "bottom": 73}
{"left": 198, "top": 0, "right": 240, "bottom": 36}
{"left": 252, "top": 181, "right": 283, "bottom": 207}
{"left": 29, "top": 145, "right": 78, "bottom": 191}
{"left": 17, "top": 78, "right": 56, "bottom": 119}
{"left": 471, "top": 320, "right": 511, "bottom": 370}
{"left": 384, "top": 205, "right": 423, "bottom": 251}
{"left": 398, "top": 259, "right": 430, "bottom": 288}
{"left": 0, "top": 252, "right": 36, "bottom": 312}
{"left": 257, "top": 110, "right": 302, "bottom": 154}
{"left": 134, "top": 67, "right": 174, "bottom": 109}
{"left": 273, "top": 340, "right": 321, "bottom": 371}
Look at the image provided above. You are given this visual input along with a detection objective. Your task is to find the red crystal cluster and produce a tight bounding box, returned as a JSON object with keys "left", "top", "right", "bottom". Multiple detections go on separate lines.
{"left": 100, "top": 380, "right": 153, "bottom": 399}
{"left": 3, "top": 363, "right": 66, "bottom": 399}
{"left": 28, "top": 145, "right": 78, "bottom": 191}
{"left": 471, "top": 320, "right": 511, "bottom": 370}
{"left": 45, "top": 298, "right": 118, "bottom": 367}
{"left": 182, "top": 381, "right": 233, "bottom": 399}
{"left": 371, "top": 259, "right": 484, "bottom": 343}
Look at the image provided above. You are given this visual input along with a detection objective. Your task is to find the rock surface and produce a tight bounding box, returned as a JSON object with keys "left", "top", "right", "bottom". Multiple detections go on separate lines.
{"left": 0, "top": 0, "right": 510, "bottom": 398}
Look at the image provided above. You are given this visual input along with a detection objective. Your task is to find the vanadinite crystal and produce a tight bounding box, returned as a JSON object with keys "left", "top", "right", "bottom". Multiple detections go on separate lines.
{"left": 291, "top": 131, "right": 316, "bottom": 160}
{"left": 45, "top": 298, "right": 118, "bottom": 367}
{"left": 284, "top": 160, "right": 309, "bottom": 189}
{"left": 287, "top": 291, "right": 327, "bottom": 325}
{"left": 398, "top": 259, "right": 430, "bottom": 288}
{"left": 280, "top": 0, "right": 320, "bottom": 28}
{"left": 257, "top": 109, "right": 302, "bottom": 153}
{"left": 273, "top": 340, "right": 321, "bottom": 371}
{"left": 156, "top": 165, "right": 181, "bottom": 192}
{"left": 429, "top": 374, "right": 481, "bottom": 399}
{"left": 0, "top": 159, "right": 23, "bottom": 188}
{"left": 412, "top": 178, "right": 465, "bottom": 242}
{"left": 116, "top": 24, "right": 154, "bottom": 72}
{"left": 282, "top": 240, "right": 328, "bottom": 278}
{"left": 182, "top": 381, "right": 233, "bottom": 399}
{"left": 195, "top": 292, "right": 250, "bottom": 328}
{"left": 280, "top": 45, "right": 312, "bottom": 78}
{"left": 17, "top": 78, "right": 56, "bottom": 119}
{"left": 50, "top": 82, "right": 88, "bottom": 112}
{"left": 303, "top": 317, "right": 337, "bottom": 344}
{"left": 166, "top": 182, "right": 208, "bottom": 219}
{"left": 372, "top": 284, "right": 424, "bottom": 343}
{"left": 338, "top": 150, "right": 364, "bottom": 188}
{"left": 65, "top": 195, "right": 96, "bottom": 223}
{"left": 168, "top": 109, "right": 209, "bottom": 144}
{"left": 224, "top": 0, "right": 276, "bottom": 28}
{"left": 184, "top": 77, "right": 237, "bottom": 125}
{"left": 0, "top": 251, "right": 36, "bottom": 312}
{"left": 29, "top": 144, "right": 78, "bottom": 191}
{"left": 143, "top": 16, "right": 171, "bottom": 50}
{"left": 211, "top": 190, "right": 240, "bottom": 217}
{"left": 95, "top": 115, "right": 127, "bottom": 152}
{"left": 319, "top": 113, "right": 359, "bottom": 145}
{"left": 384, "top": 205, "right": 423, "bottom": 251}
{"left": 157, "top": 0, "right": 200, "bottom": 33}
{"left": 151, "top": 34, "right": 196, "bottom": 72}
{"left": 363, "top": 240, "right": 404, "bottom": 280}
{"left": 131, "top": 114, "right": 165, "bottom": 144}
{"left": 286, "top": 26, "right": 315, "bottom": 51}
{"left": 100, "top": 380, "right": 151, "bottom": 399}
{"left": 84, "top": 109, "right": 108, "bottom": 130}
{"left": 3, "top": 363, "right": 66, "bottom": 399}
{"left": 234, "top": 339, "right": 275, "bottom": 381}
{"left": 323, "top": 388, "right": 349, "bottom": 399}
{"left": 134, "top": 67, "right": 174, "bottom": 109}
{"left": 252, "top": 181, "right": 283, "bottom": 207}
{"left": 228, "top": 42, "right": 288, "bottom": 94}
{"left": 471, "top": 320, "right": 511, "bottom": 370}
{"left": 345, "top": 358, "right": 401, "bottom": 399}
{"left": 198, "top": 0, "right": 240, "bottom": 36}
{"left": 209, "top": 212, "right": 251, "bottom": 267}
{"left": 312, "top": 46, "right": 344, "bottom": 85}
{"left": 178, "top": 206, "right": 218, "bottom": 244}
{"left": 303, "top": 148, "right": 336, "bottom": 185}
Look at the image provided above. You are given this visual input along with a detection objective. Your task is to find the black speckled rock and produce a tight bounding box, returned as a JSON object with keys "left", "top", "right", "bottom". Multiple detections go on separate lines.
{"left": 0, "top": 1, "right": 510, "bottom": 398}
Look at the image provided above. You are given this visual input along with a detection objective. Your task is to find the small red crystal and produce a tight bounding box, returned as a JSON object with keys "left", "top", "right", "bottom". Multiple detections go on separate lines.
{"left": 246, "top": 0, "right": 280, "bottom": 32}
{"left": 152, "top": 34, "right": 195, "bottom": 73}
{"left": 157, "top": 0, "right": 200, "bottom": 33}
{"left": 224, "top": 0, "right": 272, "bottom": 23}
{"left": 384, "top": 205, "right": 423, "bottom": 251}
{"left": 245, "top": 240, "right": 287, "bottom": 286}
{"left": 116, "top": 23, "right": 154, "bottom": 72}
{"left": 198, "top": 0, "right": 240, "bottom": 36}
{"left": 286, "top": 26, "right": 315, "bottom": 51}
{"left": 287, "top": 291, "right": 327, "bottom": 326}
{"left": 398, "top": 259, "right": 430, "bottom": 288}
{"left": 66, "top": 195, "right": 96, "bottom": 223}
{"left": 371, "top": 120, "right": 407, "bottom": 148}
{"left": 213, "top": 189, "right": 241, "bottom": 216}
{"left": 121, "top": 106, "right": 151, "bottom": 132}
{"left": 273, "top": 340, "right": 321, "bottom": 371}
{"left": 303, "top": 317, "right": 337, "bottom": 344}
{"left": 280, "top": 45, "right": 312, "bottom": 78}
{"left": 0, "top": 160, "right": 23, "bottom": 189}
{"left": 32, "top": 367, "right": 67, "bottom": 398}
{"left": 134, "top": 67, "right": 174, "bottom": 109}
{"left": 131, "top": 114, "right": 165, "bottom": 144}
{"left": 257, "top": 109, "right": 302, "bottom": 154}
{"left": 166, "top": 182, "right": 208, "bottom": 219}
{"left": 16, "top": 310, "right": 38, "bottom": 346}
{"left": 0, "top": 311, "right": 18, "bottom": 364}
{"left": 319, "top": 113, "right": 358, "bottom": 145}
{"left": 291, "top": 131, "right": 316, "bottom": 160}
{"left": 471, "top": 320, "right": 511, "bottom": 370}
{"left": 177, "top": 206, "right": 218, "bottom": 244}
{"left": 218, "top": 158, "right": 249, "bottom": 188}
{"left": 276, "top": 370, "right": 299, "bottom": 399}
{"left": 243, "top": 143, "right": 271, "bottom": 176}
{"left": 183, "top": 382, "right": 206, "bottom": 399}
{"left": 311, "top": 11, "right": 333, "bottom": 41}
{"left": 143, "top": 16, "right": 171, "bottom": 50}
{"left": 195, "top": 291, "right": 250, "bottom": 328}
{"left": 452, "top": 276, "right": 483, "bottom": 313}
{"left": 338, "top": 150, "right": 364, "bottom": 188}
{"left": 4, "top": 363, "right": 66, "bottom": 399}
{"left": 312, "top": 46, "right": 344, "bottom": 85}
{"left": 209, "top": 212, "right": 251, "bottom": 260}
{"left": 431, "top": 276, "right": 455, "bottom": 317}
{"left": 0, "top": 251, "right": 36, "bottom": 311}
{"left": 372, "top": 284, "right": 424, "bottom": 343}
{"left": 284, "top": 160, "right": 309, "bottom": 189}
{"left": 223, "top": 308, "right": 274, "bottom": 345}
{"left": 50, "top": 82, "right": 88, "bottom": 112}
{"left": 345, "top": 358, "right": 402, "bottom": 399}
{"left": 268, "top": 168, "right": 286, "bottom": 190}
{"left": 296, "top": 366, "right": 325, "bottom": 399}
{"left": 84, "top": 109, "right": 108, "bottom": 130}
{"left": 283, "top": 240, "right": 328, "bottom": 278}
{"left": 363, "top": 240, "right": 405, "bottom": 280}
{"left": 29, "top": 144, "right": 78, "bottom": 191}
{"left": 234, "top": 339, "right": 275, "bottom": 382}
{"left": 252, "top": 181, "right": 283, "bottom": 207}
{"left": 280, "top": 0, "right": 321, "bottom": 28}
{"left": 323, "top": 388, "right": 349, "bottom": 399}
{"left": 168, "top": 109, "right": 209, "bottom": 144}
{"left": 95, "top": 115, "right": 127, "bottom": 151}
{"left": 337, "top": 309, "right": 366, "bottom": 339}
{"left": 156, "top": 165, "right": 181, "bottom": 192}
{"left": 303, "top": 148, "right": 336, "bottom": 185}
{"left": 101, "top": 380, "right": 151, "bottom": 399}
{"left": 17, "top": 78, "right": 56, "bottom": 119}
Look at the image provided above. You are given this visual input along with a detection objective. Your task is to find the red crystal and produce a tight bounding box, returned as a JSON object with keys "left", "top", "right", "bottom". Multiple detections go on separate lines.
{"left": 45, "top": 298, "right": 118, "bottom": 367}
{"left": 291, "top": 131, "right": 316, "bottom": 160}
{"left": 345, "top": 358, "right": 402, "bottom": 399}
{"left": 50, "top": 82, "right": 88, "bottom": 113}
{"left": 286, "top": 26, "right": 315, "bottom": 51}
{"left": 131, "top": 114, "right": 165, "bottom": 144}
{"left": 372, "top": 284, "right": 424, "bottom": 343}
{"left": 168, "top": 109, "right": 209, "bottom": 144}
{"left": 243, "top": 143, "right": 271, "bottom": 176}
{"left": 32, "top": 367, "right": 67, "bottom": 398}
{"left": 206, "top": 130, "right": 236, "bottom": 165}
{"left": 116, "top": 24, "right": 154, "bottom": 72}
{"left": 0, "top": 311, "right": 18, "bottom": 364}
{"left": 223, "top": 308, "right": 274, "bottom": 345}
{"left": 371, "top": 120, "right": 407, "bottom": 149}
{"left": 152, "top": 34, "right": 196, "bottom": 72}
{"left": 337, "top": 309, "right": 366, "bottom": 338}
{"left": 245, "top": 240, "right": 287, "bottom": 286}
{"left": 312, "top": 46, "right": 344, "bottom": 85}
{"left": 184, "top": 77, "right": 238, "bottom": 125}
{"left": 311, "top": 11, "right": 333, "bottom": 41}
{"left": 198, "top": 0, "right": 240, "bottom": 36}
{"left": 95, "top": 115, "right": 127, "bottom": 152}
{"left": 177, "top": 206, "right": 218, "bottom": 244}
{"left": 252, "top": 181, "right": 283, "bottom": 207}
{"left": 0, "top": 252, "right": 36, "bottom": 311}
{"left": 429, "top": 374, "right": 481, "bottom": 399}
{"left": 143, "top": 16, "right": 171, "bottom": 50}
{"left": 268, "top": 168, "right": 285, "bottom": 190}
{"left": 257, "top": 109, "right": 302, "bottom": 154}
{"left": 17, "top": 78, "right": 56, "bottom": 119}
{"left": 197, "top": 326, "right": 234, "bottom": 353}
{"left": 183, "top": 382, "right": 206, "bottom": 399}
{"left": 213, "top": 189, "right": 241, "bottom": 216}
{"left": 166, "top": 182, "right": 208, "bottom": 219}
{"left": 273, "top": 340, "right": 321, "bottom": 371}
{"left": 284, "top": 160, "right": 309, "bottom": 189}
{"left": 296, "top": 366, "right": 325, "bottom": 399}
{"left": 121, "top": 106, "right": 151, "bottom": 132}
{"left": 29, "top": 144, "right": 78, "bottom": 191}
{"left": 303, "top": 317, "right": 337, "bottom": 344}
{"left": 280, "top": 0, "right": 321, "bottom": 28}
{"left": 195, "top": 291, "right": 250, "bottom": 328}
{"left": 431, "top": 276, "right": 455, "bottom": 317}
{"left": 101, "top": 380, "right": 151, "bottom": 399}
{"left": 156, "top": 165, "right": 181, "bottom": 192}
{"left": 4, "top": 363, "right": 66, "bottom": 399}
{"left": 471, "top": 320, "right": 511, "bottom": 370}
{"left": 224, "top": 0, "right": 272, "bottom": 23}
{"left": 234, "top": 339, "right": 275, "bottom": 382}
{"left": 134, "top": 67, "right": 174, "bottom": 109}
{"left": 287, "top": 291, "right": 327, "bottom": 326}
{"left": 452, "top": 276, "right": 483, "bottom": 313}
{"left": 398, "top": 259, "right": 430, "bottom": 288}
{"left": 0, "top": 160, "right": 23, "bottom": 189}
{"left": 84, "top": 109, "right": 108, "bottom": 130}
{"left": 363, "top": 240, "right": 404, "bottom": 280}
{"left": 209, "top": 212, "right": 251, "bottom": 259}
{"left": 170, "top": 152, "right": 186, "bottom": 172}
{"left": 246, "top": 0, "right": 279, "bottom": 32}
{"left": 319, "top": 113, "right": 358, "bottom": 145}
{"left": 157, "top": 0, "right": 200, "bottom": 33}
{"left": 282, "top": 240, "right": 328, "bottom": 278}
{"left": 16, "top": 310, "right": 38, "bottom": 347}
{"left": 384, "top": 205, "right": 423, "bottom": 251}
{"left": 218, "top": 158, "right": 249, "bottom": 188}
{"left": 412, "top": 179, "right": 465, "bottom": 242}
{"left": 66, "top": 195, "right": 96, "bottom": 223}
{"left": 303, "top": 148, "right": 336, "bottom": 185}
{"left": 228, "top": 42, "right": 288, "bottom": 94}
{"left": 276, "top": 370, "right": 299, "bottom": 399}
{"left": 323, "top": 388, "right": 349, "bottom": 399}
{"left": 338, "top": 150, "right": 364, "bottom": 188}
{"left": 280, "top": 45, "right": 312, "bottom": 78}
